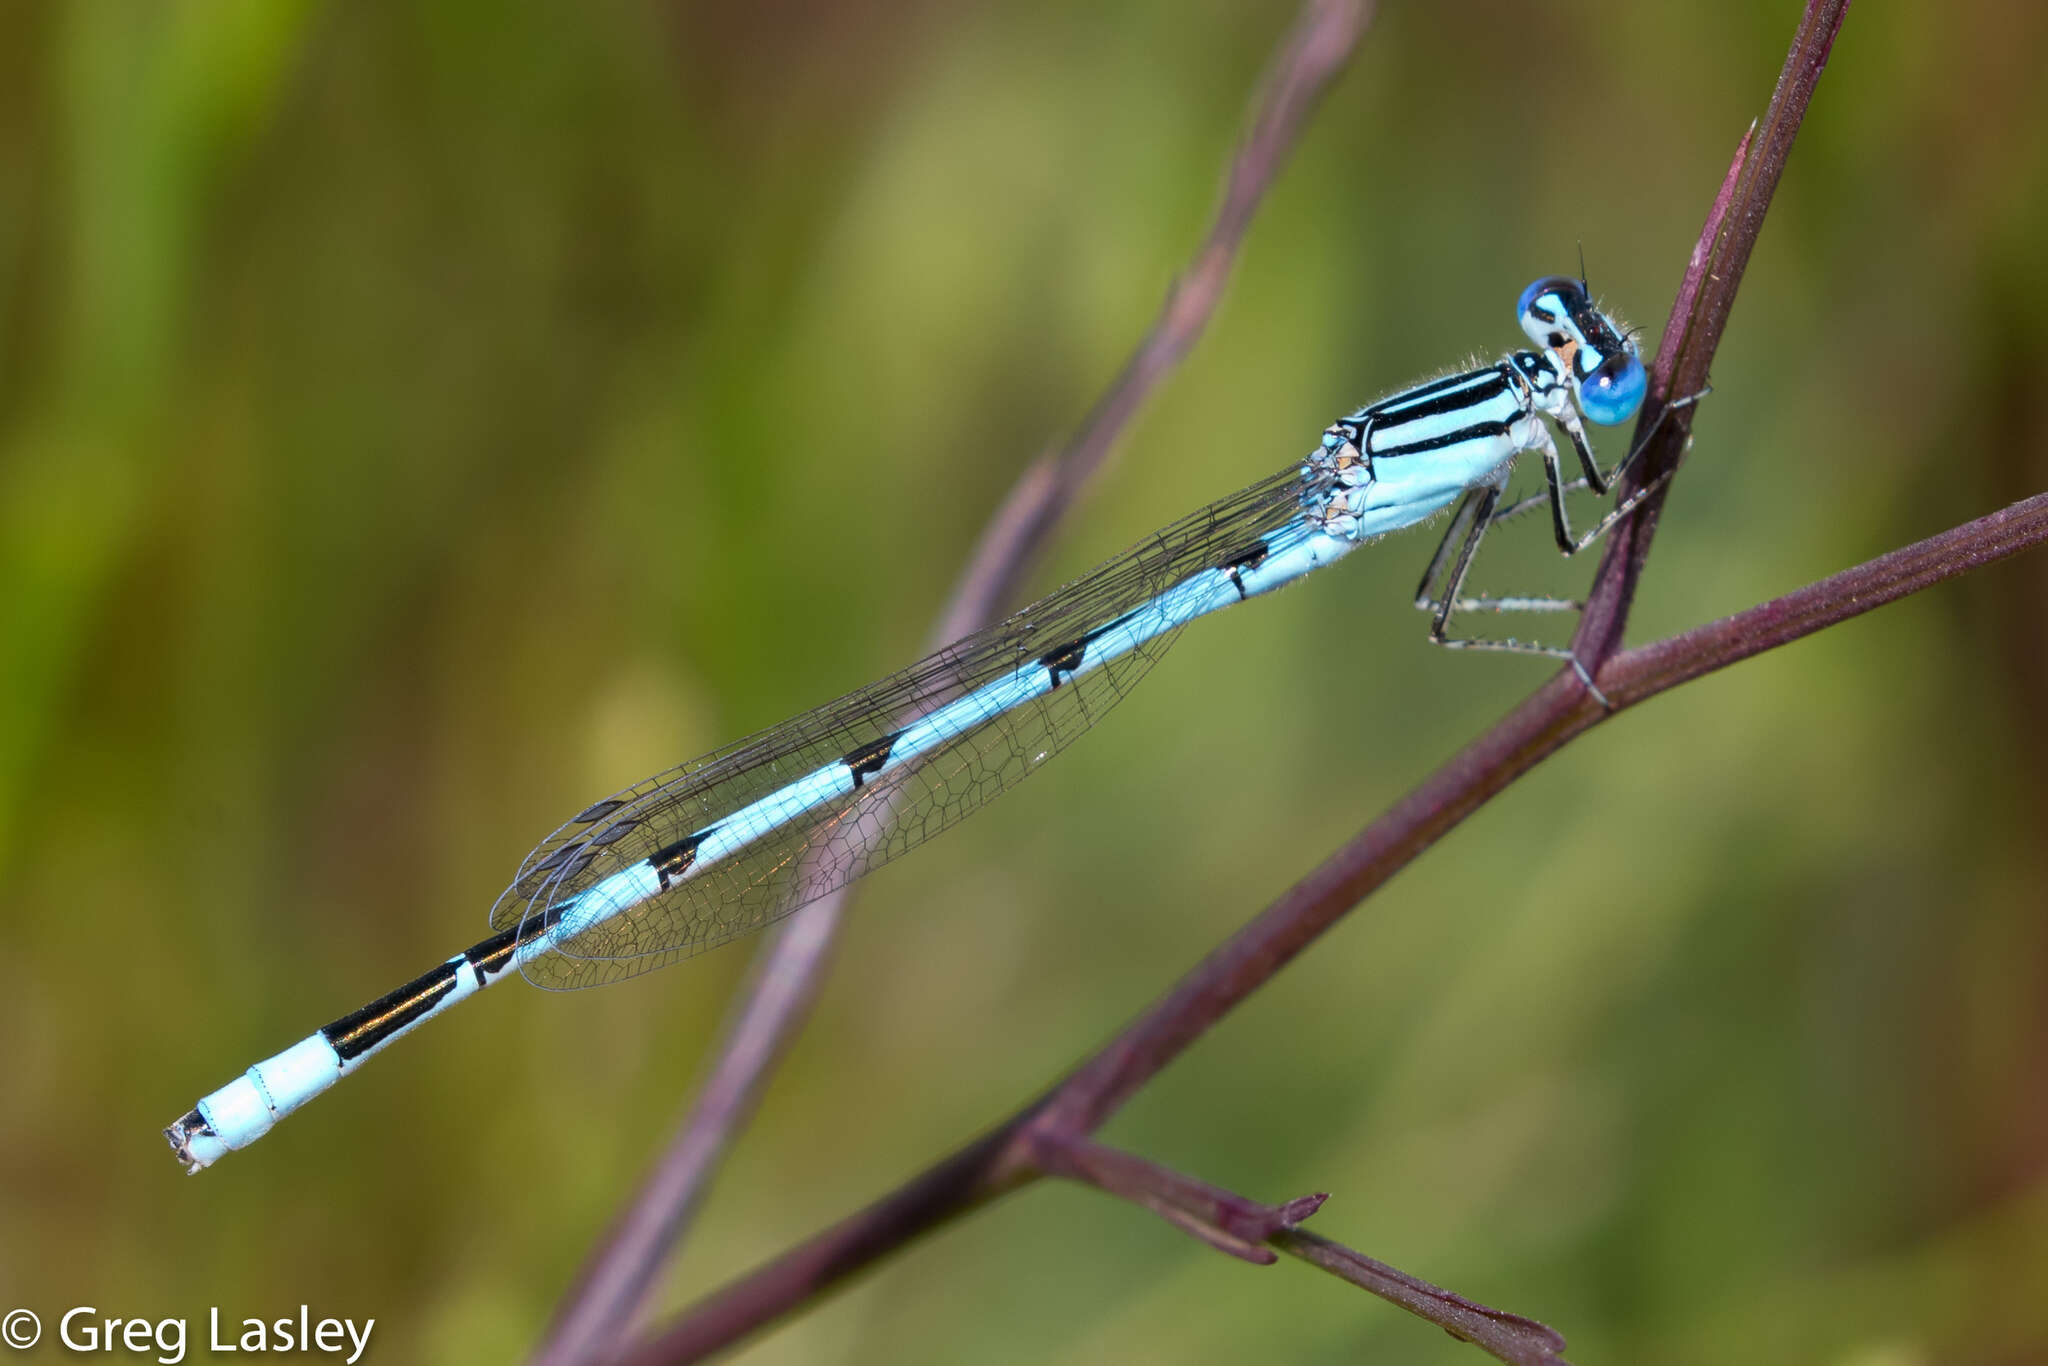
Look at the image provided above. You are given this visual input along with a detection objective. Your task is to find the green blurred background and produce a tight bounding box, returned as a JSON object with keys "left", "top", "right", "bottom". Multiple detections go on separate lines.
{"left": 5, "top": 2, "right": 2047, "bottom": 1362}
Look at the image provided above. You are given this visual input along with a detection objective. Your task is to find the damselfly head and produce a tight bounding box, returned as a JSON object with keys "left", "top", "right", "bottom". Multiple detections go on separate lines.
{"left": 1516, "top": 275, "right": 1646, "bottom": 427}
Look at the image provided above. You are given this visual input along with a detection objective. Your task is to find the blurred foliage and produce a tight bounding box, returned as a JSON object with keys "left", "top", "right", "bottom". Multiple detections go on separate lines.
{"left": 4, "top": 2, "right": 2047, "bottom": 1362}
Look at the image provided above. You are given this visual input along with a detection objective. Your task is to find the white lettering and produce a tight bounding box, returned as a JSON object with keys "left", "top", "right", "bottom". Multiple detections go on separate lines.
{"left": 56, "top": 1310, "right": 184, "bottom": 1363}
{"left": 154, "top": 1317, "right": 187, "bottom": 1365}
{"left": 57, "top": 1305, "right": 366, "bottom": 1361}
{"left": 60, "top": 1307, "right": 99, "bottom": 1350}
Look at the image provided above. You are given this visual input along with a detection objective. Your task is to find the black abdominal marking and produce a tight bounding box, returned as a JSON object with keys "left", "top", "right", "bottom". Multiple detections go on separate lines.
{"left": 652, "top": 830, "right": 713, "bottom": 888}
{"left": 842, "top": 731, "right": 903, "bottom": 789}
{"left": 1220, "top": 541, "right": 1270, "bottom": 599}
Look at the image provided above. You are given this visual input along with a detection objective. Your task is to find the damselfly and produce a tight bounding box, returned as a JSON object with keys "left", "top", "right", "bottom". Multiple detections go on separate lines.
{"left": 166, "top": 276, "right": 1656, "bottom": 1172}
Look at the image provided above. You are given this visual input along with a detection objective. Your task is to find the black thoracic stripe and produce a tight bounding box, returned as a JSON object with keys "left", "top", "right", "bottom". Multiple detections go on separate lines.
{"left": 323, "top": 962, "right": 462, "bottom": 1060}
{"left": 1220, "top": 541, "right": 1271, "bottom": 599}
{"left": 842, "top": 730, "right": 903, "bottom": 789}
{"left": 652, "top": 830, "right": 712, "bottom": 887}
{"left": 1374, "top": 371, "right": 1511, "bottom": 425}
{"left": 1373, "top": 367, "right": 1489, "bottom": 407}
{"left": 1373, "top": 419, "right": 1512, "bottom": 461}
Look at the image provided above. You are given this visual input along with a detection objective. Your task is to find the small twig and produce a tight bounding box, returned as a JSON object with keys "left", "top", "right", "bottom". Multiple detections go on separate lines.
{"left": 1027, "top": 1132, "right": 1326, "bottom": 1261}
{"left": 940, "top": 0, "right": 1375, "bottom": 628}
{"left": 526, "top": 6, "right": 1372, "bottom": 1363}
{"left": 1575, "top": 0, "right": 1851, "bottom": 670}
{"left": 1273, "top": 1230, "right": 1571, "bottom": 1366}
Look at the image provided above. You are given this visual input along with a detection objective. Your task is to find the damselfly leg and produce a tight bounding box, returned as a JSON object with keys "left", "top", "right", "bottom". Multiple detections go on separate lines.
{"left": 1414, "top": 388, "right": 1707, "bottom": 658}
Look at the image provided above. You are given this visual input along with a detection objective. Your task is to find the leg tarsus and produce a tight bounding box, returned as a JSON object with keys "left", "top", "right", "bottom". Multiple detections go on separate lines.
{"left": 1567, "top": 460, "right": 1680, "bottom": 553}
{"left": 1568, "top": 654, "right": 1614, "bottom": 710}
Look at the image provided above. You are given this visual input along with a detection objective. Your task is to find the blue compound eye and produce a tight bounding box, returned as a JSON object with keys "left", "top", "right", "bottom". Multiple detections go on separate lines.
{"left": 1580, "top": 352, "right": 1647, "bottom": 426}
{"left": 1517, "top": 275, "right": 1579, "bottom": 323}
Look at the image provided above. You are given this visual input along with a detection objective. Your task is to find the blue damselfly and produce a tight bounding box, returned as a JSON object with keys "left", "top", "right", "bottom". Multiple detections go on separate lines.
{"left": 167, "top": 276, "right": 1656, "bottom": 1172}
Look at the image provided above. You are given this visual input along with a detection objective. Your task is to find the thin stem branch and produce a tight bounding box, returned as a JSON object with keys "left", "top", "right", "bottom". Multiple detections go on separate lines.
{"left": 940, "top": 0, "right": 1374, "bottom": 629}
{"left": 526, "top": 6, "right": 1372, "bottom": 1363}
{"left": 1028, "top": 1140, "right": 1570, "bottom": 1354}
{"left": 615, "top": 9, "right": 1899, "bottom": 1362}
{"left": 1609, "top": 490, "right": 2048, "bottom": 702}
{"left": 1026, "top": 1132, "right": 1326, "bottom": 1261}
{"left": 1574, "top": 0, "right": 1851, "bottom": 670}
{"left": 1273, "top": 1230, "right": 1570, "bottom": 1366}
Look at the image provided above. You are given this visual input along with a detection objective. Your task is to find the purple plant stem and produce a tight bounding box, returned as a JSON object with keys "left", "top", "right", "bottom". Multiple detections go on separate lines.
{"left": 1610, "top": 491, "right": 2048, "bottom": 702}
{"left": 1025, "top": 1132, "right": 1327, "bottom": 1261}
{"left": 941, "top": 0, "right": 1375, "bottom": 627}
{"left": 525, "top": 6, "right": 1372, "bottom": 1364}
{"left": 1576, "top": 0, "right": 1852, "bottom": 668}
{"left": 1273, "top": 1230, "right": 1570, "bottom": 1366}
{"left": 610, "top": 8, "right": 1913, "bottom": 1364}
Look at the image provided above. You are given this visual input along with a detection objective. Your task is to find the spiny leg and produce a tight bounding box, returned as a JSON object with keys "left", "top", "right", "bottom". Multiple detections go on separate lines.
{"left": 1549, "top": 401, "right": 1610, "bottom": 496}
{"left": 1483, "top": 409, "right": 1624, "bottom": 553}
{"left": 1557, "top": 389, "right": 1709, "bottom": 553}
{"left": 1536, "top": 420, "right": 1581, "bottom": 552}
{"left": 1561, "top": 460, "right": 1680, "bottom": 553}
{"left": 1500, "top": 385, "right": 1710, "bottom": 551}
{"left": 1420, "top": 487, "right": 1581, "bottom": 659}
{"left": 1414, "top": 387, "right": 1708, "bottom": 657}
{"left": 1416, "top": 486, "right": 1583, "bottom": 623}
{"left": 1413, "top": 487, "right": 1486, "bottom": 613}
{"left": 1491, "top": 483, "right": 1577, "bottom": 526}
{"left": 1556, "top": 386, "right": 1710, "bottom": 549}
